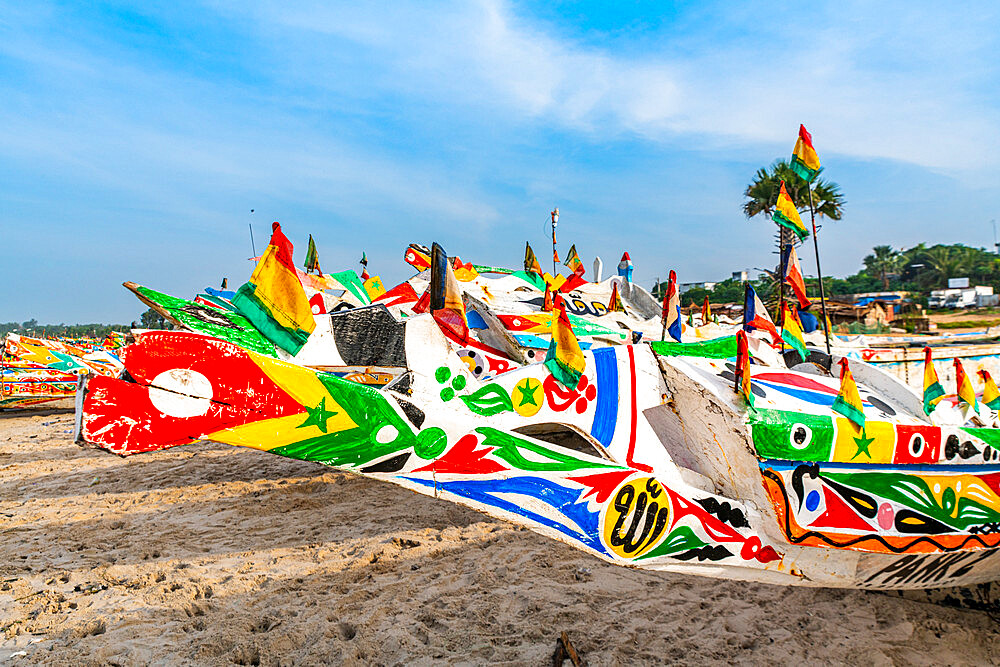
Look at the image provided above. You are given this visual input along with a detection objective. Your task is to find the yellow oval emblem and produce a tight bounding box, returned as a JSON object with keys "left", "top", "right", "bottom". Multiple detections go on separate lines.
{"left": 511, "top": 378, "right": 544, "bottom": 417}
{"left": 601, "top": 477, "right": 672, "bottom": 559}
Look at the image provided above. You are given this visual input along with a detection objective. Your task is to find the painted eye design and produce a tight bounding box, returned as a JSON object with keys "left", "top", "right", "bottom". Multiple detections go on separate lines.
{"left": 798, "top": 474, "right": 826, "bottom": 525}
{"left": 909, "top": 433, "right": 925, "bottom": 458}
{"left": 790, "top": 424, "right": 813, "bottom": 450}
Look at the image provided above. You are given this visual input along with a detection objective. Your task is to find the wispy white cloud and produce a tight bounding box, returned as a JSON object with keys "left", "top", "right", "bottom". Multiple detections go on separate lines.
{"left": 239, "top": 0, "right": 1000, "bottom": 170}
{"left": 2, "top": 0, "right": 999, "bottom": 321}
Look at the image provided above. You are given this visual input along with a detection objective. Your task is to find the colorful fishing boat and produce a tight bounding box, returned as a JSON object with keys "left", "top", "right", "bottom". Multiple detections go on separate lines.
{"left": 74, "top": 231, "right": 1000, "bottom": 590}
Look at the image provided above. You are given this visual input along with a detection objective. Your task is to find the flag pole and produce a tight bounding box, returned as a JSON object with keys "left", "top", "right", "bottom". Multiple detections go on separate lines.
{"left": 550, "top": 208, "right": 559, "bottom": 275}
{"left": 248, "top": 209, "right": 257, "bottom": 257}
{"left": 777, "top": 231, "right": 786, "bottom": 355}
{"left": 806, "top": 183, "right": 832, "bottom": 354}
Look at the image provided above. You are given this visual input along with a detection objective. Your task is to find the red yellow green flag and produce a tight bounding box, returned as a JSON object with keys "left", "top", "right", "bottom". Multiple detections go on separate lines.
{"left": 563, "top": 244, "right": 585, "bottom": 276}
{"left": 232, "top": 222, "right": 316, "bottom": 355}
{"left": 781, "top": 243, "right": 812, "bottom": 309}
{"left": 544, "top": 295, "right": 585, "bottom": 389}
{"left": 781, "top": 303, "right": 808, "bottom": 363}
{"left": 978, "top": 369, "right": 1000, "bottom": 411}
{"left": 832, "top": 358, "right": 865, "bottom": 430}
{"left": 791, "top": 124, "right": 821, "bottom": 182}
{"left": 304, "top": 234, "right": 321, "bottom": 274}
{"left": 772, "top": 181, "right": 808, "bottom": 241}
{"left": 701, "top": 295, "right": 711, "bottom": 323}
{"left": 608, "top": 282, "right": 624, "bottom": 312}
{"left": 735, "top": 330, "right": 754, "bottom": 408}
{"left": 955, "top": 358, "right": 978, "bottom": 412}
{"left": 922, "top": 347, "right": 945, "bottom": 415}
{"left": 524, "top": 242, "right": 543, "bottom": 277}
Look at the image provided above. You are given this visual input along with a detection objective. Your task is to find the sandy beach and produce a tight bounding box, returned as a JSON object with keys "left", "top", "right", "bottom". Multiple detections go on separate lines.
{"left": 2, "top": 409, "right": 1000, "bottom": 665}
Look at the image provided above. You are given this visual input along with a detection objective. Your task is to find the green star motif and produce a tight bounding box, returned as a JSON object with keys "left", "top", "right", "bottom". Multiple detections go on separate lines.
{"left": 851, "top": 428, "right": 875, "bottom": 460}
{"left": 297, "top": 397, "right": 338, "bottom": 433}
{"left": 515, "top": 380, "right": 540, "bottom": 407}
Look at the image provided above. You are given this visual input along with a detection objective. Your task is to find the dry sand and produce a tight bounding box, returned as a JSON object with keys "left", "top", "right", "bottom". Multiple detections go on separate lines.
{"left": 2, "top": 410, "right": 1000, "bottom": 666}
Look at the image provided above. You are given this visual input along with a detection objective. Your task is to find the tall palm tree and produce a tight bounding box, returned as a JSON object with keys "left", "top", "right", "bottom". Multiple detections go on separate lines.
{"left": 743, "top": 160, "right": 845, "bottom": 304}
{"left": 921, "top": 246, "right": 969, "bottom": 287}
{"left": 743, "top": 160, "right": 845, "bottom": 221}
{"left": 863, "top": 245, "right": 900, "bottom": 290}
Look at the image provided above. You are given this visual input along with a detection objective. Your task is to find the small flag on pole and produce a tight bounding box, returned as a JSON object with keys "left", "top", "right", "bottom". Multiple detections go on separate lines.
{"left": 231, "top": 222, "right": 316, "bottom": 355}
{"left": 563, "top": 244, "right": 585, "bottom": 277}
{"left": 661, "top": 270, "right": 681, "bottom": 342}
{"left": 790, "top": 124, "right": 822, "bottom": 182}
{"left": 781, "top": 243, "right": 812, "bottom": 309}
{"left": 743, "top": 283, "right": 780, "bottom": 344}
{"left": 735, "top": 329, "right": 754, "bottom": 408}
{"left": 359, "top": 251, "right": 369, "bottom": 281}
{"left": 524, "top": 242, "right": 543, "bottom": 277}
{"left": 832, "top": 358, "right": 865, "bottom": 430}
{"left": 608, "top": 282, "right": 623, "bottom": 312}
{"left": 979, "top": 369, "right": 1000, "bottom": 411}
{"left": 545, "top": 295, "right": 586, "bottom": 389}
{"left": 304, "top": 234, "right": 321, "bottom": 274}
{"left": 955, "top": 358, "right": 978, "bottom": 412}
{"left": 772, "top": 181, "right": 809, "bottom": 241}
{"left": 781, "top": 304, "right": 808, "bottom": 363}
{"left": 922, "top": 347, "right": 945, "bottom": 415}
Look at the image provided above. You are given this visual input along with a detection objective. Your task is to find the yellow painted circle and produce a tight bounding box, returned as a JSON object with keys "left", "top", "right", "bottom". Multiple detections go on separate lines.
{"left": 601, "top": 477, "right": 672, "bottom": 559}
{"left": 511, "top": 378, "right": 544, "bottom": 417}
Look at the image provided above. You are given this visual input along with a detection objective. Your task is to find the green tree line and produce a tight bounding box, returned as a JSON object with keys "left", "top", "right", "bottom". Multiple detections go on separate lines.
{"left": 1, "top": 308, "right": 172, "bottom": 338}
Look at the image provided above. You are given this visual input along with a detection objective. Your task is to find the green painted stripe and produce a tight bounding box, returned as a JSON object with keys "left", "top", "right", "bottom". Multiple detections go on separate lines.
{"left": 962, "top": 427, "right": 1000, "bottom": 451}
{"left": 650, "top": 336, "right": 736, "bottom": 359}
{"left": 567, "top": 313, "right": 627, "bottom": 340}
{"left": 471, "top": 264, "right": 514, "bottom": 274}
{"left": 327, "top": 270, "right": 370, "bottom": 305}
{"left": 134, "top": 285, "right": 277, "bottom": 357}
{"left": 511, "top": 270, "right": 546, "bottom": 290}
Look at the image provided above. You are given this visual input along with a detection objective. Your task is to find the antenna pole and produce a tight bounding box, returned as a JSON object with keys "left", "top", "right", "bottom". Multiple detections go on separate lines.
{"left": 249, "top": 209, "right": 257, "bottom": 257}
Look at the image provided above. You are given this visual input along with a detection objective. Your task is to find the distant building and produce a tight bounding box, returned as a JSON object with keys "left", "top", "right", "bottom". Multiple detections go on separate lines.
{"left": 731, "top": 270, "right": 748, "bottom": 282}
{"left": 679, "top": 281, "right": 717, "bottom": 295}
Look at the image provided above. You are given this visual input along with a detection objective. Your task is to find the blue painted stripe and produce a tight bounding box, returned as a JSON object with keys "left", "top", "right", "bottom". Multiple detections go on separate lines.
{"left": 755, "top": 379, "right": 873, "bottom": 408}
{"left": 590, "top": 347, "right": 619, "bottom": 447}
{"left": 405, "top": 476, "right": 605, "bottom": 554}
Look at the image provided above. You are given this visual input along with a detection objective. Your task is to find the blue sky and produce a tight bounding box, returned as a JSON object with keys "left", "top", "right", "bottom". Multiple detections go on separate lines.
{"left": 2, "top": 1, "right": 999, "bottom": 323}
